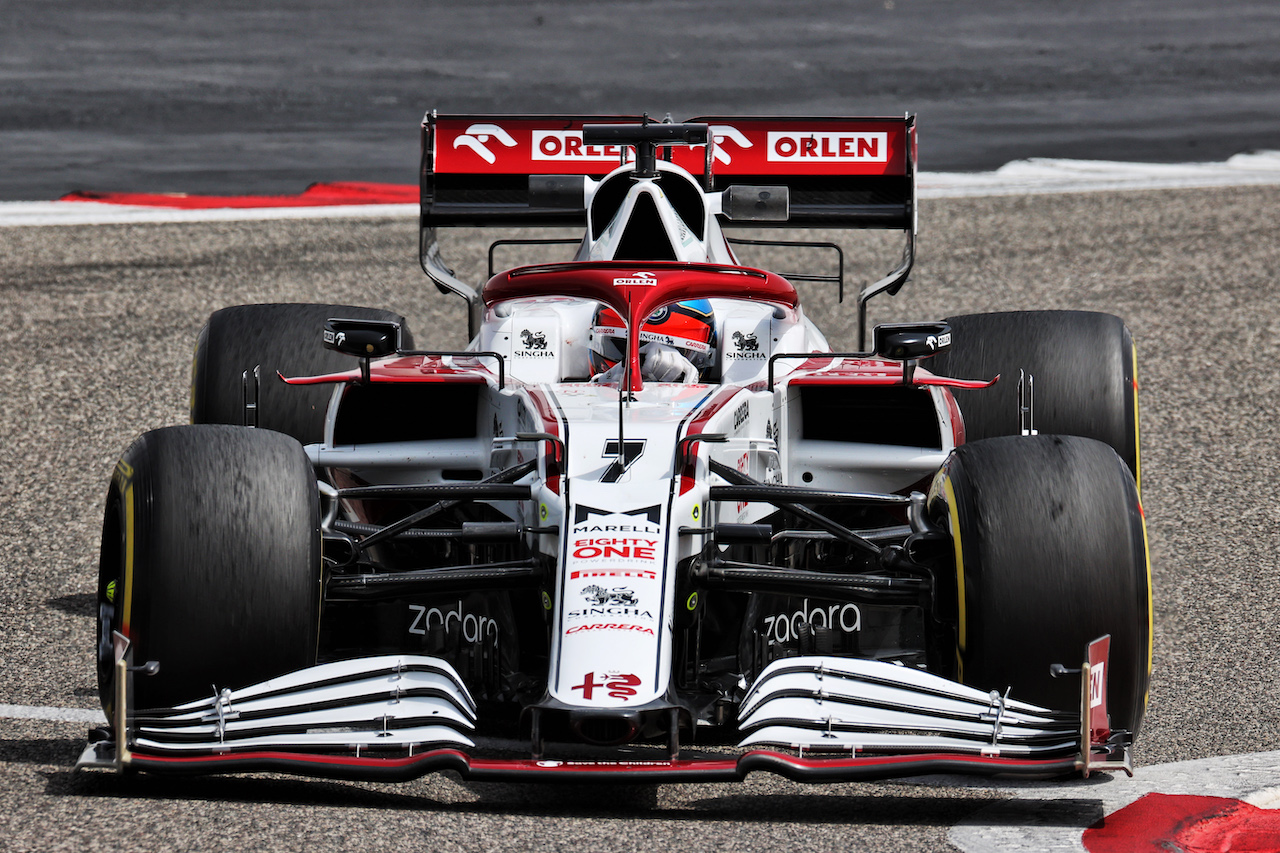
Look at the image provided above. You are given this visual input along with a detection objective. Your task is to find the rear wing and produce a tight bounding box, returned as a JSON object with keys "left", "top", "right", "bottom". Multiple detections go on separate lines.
{"left": 420, "top": 113, "right": 916, "bottom": 230}
{"left": 419, "top": 112, "right": 917, "bottom": 342}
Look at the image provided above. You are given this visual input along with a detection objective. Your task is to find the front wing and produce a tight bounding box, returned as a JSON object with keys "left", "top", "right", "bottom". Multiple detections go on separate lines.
{"left": 78, "top": 637, "right": 1131, "bottom": 784}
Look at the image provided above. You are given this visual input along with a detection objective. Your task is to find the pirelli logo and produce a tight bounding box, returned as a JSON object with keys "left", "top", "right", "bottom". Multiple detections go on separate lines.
{"left": 767, "top": 132, "right": 887, "bottom": 162}
{"left": 570, "top": 569, "right": 658, "bottom": 581}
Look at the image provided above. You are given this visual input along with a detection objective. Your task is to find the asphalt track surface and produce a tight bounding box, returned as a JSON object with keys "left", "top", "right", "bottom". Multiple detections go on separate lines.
{"left": 4, "top": 0, "right": 1280, "bottom": 199}
{"left": 4, "top": 181, "right": 1280, "bottom": 850}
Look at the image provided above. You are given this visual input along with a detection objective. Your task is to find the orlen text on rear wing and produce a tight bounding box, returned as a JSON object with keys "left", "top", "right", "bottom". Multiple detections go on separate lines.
{"left": 419, "top": 112, "right": 916, "bottom": 341}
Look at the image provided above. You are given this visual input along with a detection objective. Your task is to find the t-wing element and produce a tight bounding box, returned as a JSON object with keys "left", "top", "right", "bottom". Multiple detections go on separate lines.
{"left": 580, "top": 121, "right": 709, "bottom": 178}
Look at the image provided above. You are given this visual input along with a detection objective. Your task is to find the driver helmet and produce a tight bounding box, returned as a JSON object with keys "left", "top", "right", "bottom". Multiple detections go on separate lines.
{"left": 588, "top": 299, "right": 717, "bottom": 380}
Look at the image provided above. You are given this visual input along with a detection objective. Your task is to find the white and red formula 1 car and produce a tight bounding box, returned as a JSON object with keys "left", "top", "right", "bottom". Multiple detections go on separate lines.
{"left": 81, "top": 113, "right": 1149, "bottom": 784}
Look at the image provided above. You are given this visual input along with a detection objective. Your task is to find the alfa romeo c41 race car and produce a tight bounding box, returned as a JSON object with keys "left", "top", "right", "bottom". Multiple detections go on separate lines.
{"left": 80, "top": 114, "right": 1150, "bottom": 784}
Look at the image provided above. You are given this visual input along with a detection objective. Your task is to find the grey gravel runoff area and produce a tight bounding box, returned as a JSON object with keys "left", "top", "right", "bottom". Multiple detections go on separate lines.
{"left": 3, "top": 183, "right": 1279, "bottom": 849}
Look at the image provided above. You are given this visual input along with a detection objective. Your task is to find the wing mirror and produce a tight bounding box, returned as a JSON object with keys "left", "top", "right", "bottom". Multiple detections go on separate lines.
{"left": 873, "top": 322, "right": 951, "bottom": 361}
{"left": 873, "top": 322, "right": 951, "bottom": 385}
{"left": 323, "top": 318, "right": 402, "bottom": 358}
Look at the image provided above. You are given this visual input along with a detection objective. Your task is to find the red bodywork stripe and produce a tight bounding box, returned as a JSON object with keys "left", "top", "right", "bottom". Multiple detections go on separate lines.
{"left": 59, "top": 182, "right": 416, "bottom": 209}
{"left": 281, "top": 356, "right": 496, "bottom": 386}
{"left": 678, "top": 386, "right": 744, "bottom": 495}
{"left": 125, "top": 747, "right": 1081, "bottom": 784}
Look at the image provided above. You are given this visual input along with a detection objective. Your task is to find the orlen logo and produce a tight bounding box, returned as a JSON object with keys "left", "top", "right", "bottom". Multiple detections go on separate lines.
{"left": 613, "top": 271, "right": 657, "bottom": 287}
{"left": 709, "top": 124, "right": 752, "bottom": 165}
{"left": 767, "top": 131, "right": 887, "bottom": 162}
{"left": 451, "top": 123, "right": 518, "bottom": 165}
{"left": 532, "top": 131, "right": 630, "bottom": 162}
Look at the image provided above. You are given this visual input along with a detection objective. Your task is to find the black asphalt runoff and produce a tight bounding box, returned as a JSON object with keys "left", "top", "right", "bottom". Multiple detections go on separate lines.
{"left": 2, "top": 0, "right": 1279, "bottom": 199}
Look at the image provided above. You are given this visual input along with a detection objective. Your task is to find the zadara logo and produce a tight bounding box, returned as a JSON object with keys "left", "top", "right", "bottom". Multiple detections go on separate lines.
{"left": 762, "top": 599, "right": 861, "bottom": 644}
{"left": 571, "top": 671, "right": 641, "bottom": 701}
{"left": 452, "top": 123, "right": 518, "bottom": 164}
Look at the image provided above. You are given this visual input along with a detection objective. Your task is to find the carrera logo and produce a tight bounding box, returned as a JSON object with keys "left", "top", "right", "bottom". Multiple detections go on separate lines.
{"left": 532, "top": 131, "right": 630, "bottom": 162}
{"left": 613, "top": 271, "right": 658, "bottom": 287}
{"left": 452, "top": 123, "right": 518, "bottom": 165}
{"left": 767, "top": 132, "right": 887, "bottom": 163}
{"left": 565, "top": 623, "right": 654, "bottom": 636}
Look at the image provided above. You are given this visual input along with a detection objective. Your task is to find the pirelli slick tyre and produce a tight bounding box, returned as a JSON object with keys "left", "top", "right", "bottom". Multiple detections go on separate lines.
{"left": 190, "top": 303, "right": 415, "bottom": 446}
{"left": 96, "top": 425, "right": 321, "bottom": 711}
{"left": 930, "top": 434, "right": 1151, "bottom": 736}
{"left": 926, "top": 311, "right": 1141, "bottom": 487}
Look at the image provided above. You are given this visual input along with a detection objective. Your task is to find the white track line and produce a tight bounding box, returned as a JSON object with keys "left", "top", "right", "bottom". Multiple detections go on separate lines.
{"left": 2, "top": 152, "right": 1279, "bottom": 228}
{"left": 920, "top": 150, "right": 1280, "bottom": 198}
{"left": 0, "top": 704, "right": 107, "bottom": 724}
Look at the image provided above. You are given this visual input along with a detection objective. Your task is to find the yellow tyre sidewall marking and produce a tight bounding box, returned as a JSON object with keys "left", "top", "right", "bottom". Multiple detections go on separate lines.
{"left": 123, "top": 484, "right": 135, "bottom": 637}
{"left": 942, "top": 475, "right": 967, "bottom": 681}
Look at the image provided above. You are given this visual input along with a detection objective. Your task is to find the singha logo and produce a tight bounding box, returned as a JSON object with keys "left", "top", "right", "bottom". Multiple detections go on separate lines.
{"left": 581, "top": 585, "right": 638, "bottom": 606}
{"left": 732, "top": 331, "right": 759, "bottom": 351}
{"left": 520, "top": 329, "right": 548, "bottom": 349}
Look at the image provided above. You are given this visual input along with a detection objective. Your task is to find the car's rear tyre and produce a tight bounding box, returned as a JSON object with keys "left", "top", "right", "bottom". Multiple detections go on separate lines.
{"left": 97, "top": 425, "right": 321, "bottom": 711}
{"left": 930, "top": 434, "right": 1150, "bottom": 735}
{"left": 926, "top": 311, "right": 1140, "bottom": 486}
{"left": 190, "top": 303, "right": 415, "bottom": 445}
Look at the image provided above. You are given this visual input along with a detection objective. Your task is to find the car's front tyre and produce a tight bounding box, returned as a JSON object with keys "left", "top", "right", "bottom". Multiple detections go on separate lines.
{"left": 97, "top": 425, "right": 321, "bottom": 712}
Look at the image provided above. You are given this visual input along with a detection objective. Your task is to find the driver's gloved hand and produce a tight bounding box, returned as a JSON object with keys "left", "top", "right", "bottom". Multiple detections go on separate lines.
{"left": 639, "top": 342, "right": 698, "bottom": 383}
{"left": 591, "top": 342, "right": 699, "bottom": 384}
